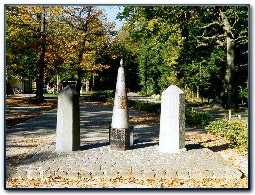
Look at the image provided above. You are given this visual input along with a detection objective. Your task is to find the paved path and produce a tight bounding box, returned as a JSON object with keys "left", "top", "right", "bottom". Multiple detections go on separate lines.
{"left": 6, "top": 100, "right": 246, "bottom": 187}
{"left": 128, "top": 92, "right": 160, "bottom": 103}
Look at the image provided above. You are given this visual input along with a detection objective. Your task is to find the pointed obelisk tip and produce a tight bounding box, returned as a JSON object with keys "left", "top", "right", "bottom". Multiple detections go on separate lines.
{"left": 120, "top": 59, "right": 123, "bottom": 67}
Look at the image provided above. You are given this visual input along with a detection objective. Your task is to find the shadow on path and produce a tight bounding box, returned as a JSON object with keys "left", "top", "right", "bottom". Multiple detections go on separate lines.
{"left": 6, "top": 110, "right": 57, "bottom": 135}
{"left": 131, "top": 142, "right": 158, "bottom": 150}
{"left": 80, "top": 142, "right": 110, "bottom": 150}
{"left": 7, "top": 102, "right": 161, "bottom": 151}
{"left": 207, "top": 143, "right": 231, "bottom": 152}
{"left": 185, "top": 143, "right": 204, "bottom": 150}
{"left": 7, "top": 151, "right": 61, "bottom": 167}
{"left": 185, "top": 140, "right": 231, "bottom": 152}
{"left": 133, "top": 124, "right": 159, "bottom": 146}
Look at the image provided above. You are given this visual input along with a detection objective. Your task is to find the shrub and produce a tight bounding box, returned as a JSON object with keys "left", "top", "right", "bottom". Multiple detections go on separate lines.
{"left": 185, "top": 108, "right": 213, "bottom": 128}
{"left": 129, "top": 101, "right": 213, "bottom": 127}
{"left": 150, "top": 94, "right": 161, "bottom": 101}
{"left": 83, "top": 90, "right": 114, "bottom": 102}
{"left": 128, "top": 100, "right": 160, "bottom": 113}
{"left": 100, "top": 90, "right": 114, "bottom": 100}
{"left": 239, "top": 86, "right": 248, "bottom": 101}
{"left": 184, "top": 88, "right": 209, "bottom": 107}
{"left": 205, "top": 119, "right": 248, "bottom": 150}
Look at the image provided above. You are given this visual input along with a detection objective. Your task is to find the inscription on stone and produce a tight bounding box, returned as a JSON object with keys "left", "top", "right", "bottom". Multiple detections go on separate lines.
{"left": 116, "top": 96, "right": 127, "bottom": 109}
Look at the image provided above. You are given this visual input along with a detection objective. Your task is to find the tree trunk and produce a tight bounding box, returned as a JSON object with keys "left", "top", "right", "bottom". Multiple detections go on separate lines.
{"left": 221, "top": 10, "right": 235, "bottom": 108}
{"left": 85, "top": 80, "right": 90, "bottom": 92}
{"left": 36, "top": 9, "right": 46, "bottom": 103}
{"left": 56, "top": 74, "right": 60, "bottom": 92}
{"left": 196, "top": 86, "right": 199, "bottom": 99}
{"left": 76, "top": 70, "right": 82, "bottom": 97}
{"left": 144, "top": 57, "right": 148, "bottom": 95}
{"left": 92, "top": 74, "right": 95, "bottom": 90}
{"left": 225, "top": 37, "right": 235, "bottom": 107}
{"left": 75, "top": 7, "right": 92, "bottom": 96}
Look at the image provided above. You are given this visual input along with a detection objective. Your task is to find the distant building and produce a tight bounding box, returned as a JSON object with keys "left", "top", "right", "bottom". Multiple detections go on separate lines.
{"left": 7, "top": 77, "right": 33, "bottom": 94}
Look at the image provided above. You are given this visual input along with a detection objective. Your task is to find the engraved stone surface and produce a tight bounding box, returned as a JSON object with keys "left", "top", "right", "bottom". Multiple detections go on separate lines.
{"left": 159, "top": 85, "right": 185, "bottom": 153}
{"left": 56, "top": 85, "right": 80, "bottom": 152}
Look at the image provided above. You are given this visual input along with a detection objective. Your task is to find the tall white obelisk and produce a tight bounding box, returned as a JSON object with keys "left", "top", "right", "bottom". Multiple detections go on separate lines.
{"left": 110, "top": 59, "right": 130, "bottom": 150}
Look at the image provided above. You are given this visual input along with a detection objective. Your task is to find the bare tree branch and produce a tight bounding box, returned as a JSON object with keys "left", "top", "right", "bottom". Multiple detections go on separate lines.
{"left": 216, "top": 39, "right": 225, "bottom": 46}
{"left": 200, "top": 21, "right": 222, "bottom": 29}
{"left": 234, "top": 35, "right": 248, "bottom": 41}
{"left": 219, "top": 9, "right": 235, "bottom": 39}
{"left": 232, "top": 11, "right": 239, "bottom": 29}
{"left": 196, "top": 42, "right": 208, "bottom": 48}
{"left": 197, "top": 34, "right": 225, "bottom": 40}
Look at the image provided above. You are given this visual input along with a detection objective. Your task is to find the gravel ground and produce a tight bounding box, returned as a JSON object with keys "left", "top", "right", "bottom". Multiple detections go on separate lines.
{"left": 8, "top": 141, "right": 244, "bottom": 180}
{"left": 6, "top": 101, "right": 248, "bottom": 188}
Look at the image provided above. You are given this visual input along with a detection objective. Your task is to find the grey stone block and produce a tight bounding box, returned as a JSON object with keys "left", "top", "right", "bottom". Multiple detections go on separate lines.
{"left": 56, "top": 85, "right": 80, "bottom": 152}
{"left": 159, "top": 85, "right": 185, "bottom": 153}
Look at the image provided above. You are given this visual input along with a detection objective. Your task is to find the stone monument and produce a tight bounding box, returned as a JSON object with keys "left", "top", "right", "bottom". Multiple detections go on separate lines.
{"left": 110, "top": 59, "right": 130, "bottom": 150}
{"left": 56, "top": 85, "right": 80, "bottom": 152}
{"left": 159, "top": 85, "right": 185, "bottom": 153}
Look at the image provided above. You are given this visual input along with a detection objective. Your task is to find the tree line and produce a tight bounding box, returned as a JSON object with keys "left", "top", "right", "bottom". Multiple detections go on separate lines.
{"left": 6, "top": 5, "right": 115, "bottom": 102}
{"left": 6, "top": 5, "right": 248, "bottom": 108}
{"left": 116, "top": 6, "right": 248, "bottom": 108}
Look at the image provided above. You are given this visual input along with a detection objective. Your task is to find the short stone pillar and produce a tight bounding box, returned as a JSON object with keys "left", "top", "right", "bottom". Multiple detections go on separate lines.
{"left": 56, "top": 85, "right": 80, "bottom": 152}
{"left": 110, "top": 59, "right": 130, "bottom": 150}
{"left": 159, "top": 85, "right": 185, "bottom": 153}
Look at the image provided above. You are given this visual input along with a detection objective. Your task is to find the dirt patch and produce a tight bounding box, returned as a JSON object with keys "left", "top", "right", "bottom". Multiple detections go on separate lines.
{"left": 6, "top": 112, "right": 41, "bottom": 126}
{"left": 130, "top": 113, "right": 159, "bottom": 125}
{"left": 186, "top": 130, "right": 247, "bottom": 155}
